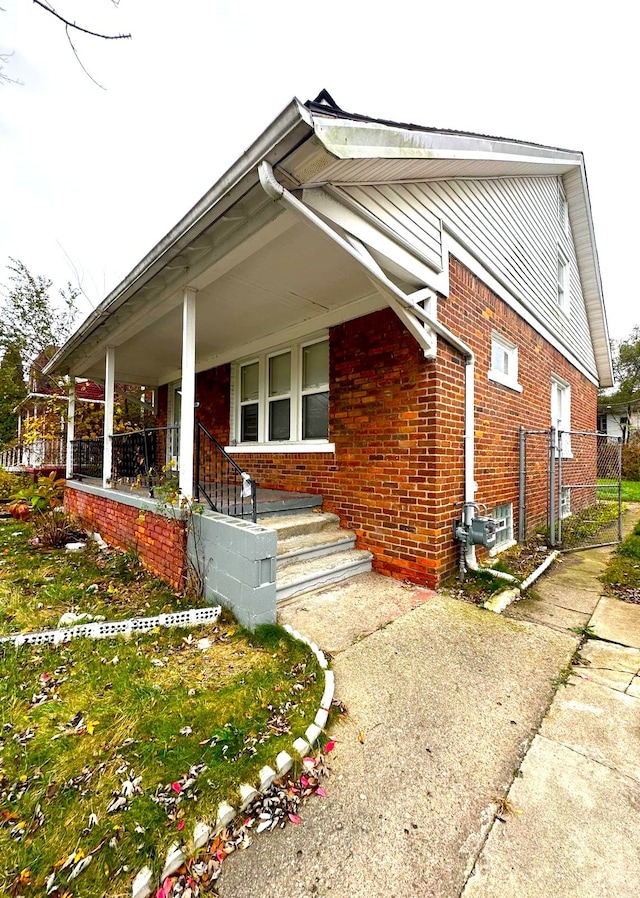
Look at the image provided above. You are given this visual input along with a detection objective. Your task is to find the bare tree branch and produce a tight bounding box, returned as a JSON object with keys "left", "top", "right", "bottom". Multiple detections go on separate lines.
{"left": 64, "top": 24, "right": 105, "bottom": 89}
{"left": 32, "top": 0, "right": 131, "bottom": 41}
{"left": 0, "top": 50, "right": 23, "bottom": 86}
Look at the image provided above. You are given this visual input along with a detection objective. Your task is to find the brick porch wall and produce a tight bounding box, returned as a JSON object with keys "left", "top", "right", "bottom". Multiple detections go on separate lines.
{"left": 187, "top": 256, "right": 598, "bottom": 588}
{"left": 65, "top": 487, "right": 187, "bottom": 590}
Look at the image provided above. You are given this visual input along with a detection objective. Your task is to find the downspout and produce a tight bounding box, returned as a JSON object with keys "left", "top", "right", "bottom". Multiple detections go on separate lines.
{"left": 258, "top": 160, "right": 484, "bottom": 553}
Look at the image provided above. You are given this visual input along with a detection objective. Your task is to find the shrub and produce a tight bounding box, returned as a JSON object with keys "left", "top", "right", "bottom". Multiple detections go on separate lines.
{"left": 32, "top": 510, "right": 83, "bottom": 548}
{"left": 8, "top": 471, "right": 66, "bottom": 518}
{"left": 622, "top": 437, "right": 640, "bottom": 481}
{"left": 0, "top": 469, "right": 31, "bottom": 501}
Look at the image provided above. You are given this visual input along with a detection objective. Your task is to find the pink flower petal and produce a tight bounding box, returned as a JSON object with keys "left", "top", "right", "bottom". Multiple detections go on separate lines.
{"left": 324, "top": 739, "right": 336, "bottom": 753}
{"left": 171, "top": 782, "right": 182, "bottom": 794}
{"left": 300, "top": 775, "right": 308, "bottom": 787}
{"left": 288, "top": 813, "right": 302, "bottom": 824}
{"left": 177, "top": 820, "right": 185, "bottom": 831}
{"left": 302, "top": 756, "right": 316, "bottom": 766}
{"left": 216, "top": 848, "right": 226, "bottom": 863}
{"left": 316, "top": 786, "right": 327, "bottom": 797}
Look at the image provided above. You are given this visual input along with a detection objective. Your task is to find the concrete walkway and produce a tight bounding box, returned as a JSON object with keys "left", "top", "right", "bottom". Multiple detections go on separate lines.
{"left": 218, "top": 526, "right": 640, "bottom": 898}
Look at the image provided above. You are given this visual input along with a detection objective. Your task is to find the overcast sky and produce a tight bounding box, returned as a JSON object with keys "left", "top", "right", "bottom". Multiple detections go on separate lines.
{"left": 1, "top": 1, "right": 637, "bottom": 348}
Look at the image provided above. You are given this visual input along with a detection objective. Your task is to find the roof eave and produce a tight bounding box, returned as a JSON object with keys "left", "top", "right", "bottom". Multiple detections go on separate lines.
{"left": 45, "top": 99, "right": 313, "bottom": 376}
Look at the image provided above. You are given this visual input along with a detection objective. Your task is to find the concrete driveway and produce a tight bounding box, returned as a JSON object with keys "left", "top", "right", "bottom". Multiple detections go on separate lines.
{"left": 218, "top": 578, "right": 576, "bottom": 898}
{"left": 219, "top": 516, "right": 640, "bottom": 898}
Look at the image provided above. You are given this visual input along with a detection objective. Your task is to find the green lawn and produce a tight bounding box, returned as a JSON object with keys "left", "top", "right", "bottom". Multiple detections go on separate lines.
{"left": 601, "top": 517, "right": 640, "bottom": 603}
{"left": 597, "top": 479, "right": 640, "bottom": 502}
{"left": 0, "top": 520, "right": 325, "bottom": 897}
{"left": 0, "top": 519, "right": 202, "bottom": 636}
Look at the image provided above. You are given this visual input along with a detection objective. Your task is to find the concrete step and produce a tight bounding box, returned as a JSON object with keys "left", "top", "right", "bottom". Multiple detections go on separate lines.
{"left": 276, "top": 527, "right": 357, "bottom": 568}
{"left": 276, "top": 548, "right": 373, "bottom": 604}
{"left": 259, "top": 511, "right": 341, "bottom": 541}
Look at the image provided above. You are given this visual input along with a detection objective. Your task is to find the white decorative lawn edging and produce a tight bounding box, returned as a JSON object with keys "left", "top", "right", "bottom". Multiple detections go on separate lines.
{"left": 0, "top": 606, "right": 223, "bottom": 647}
{"left": 0, "top": 604, "right": 333, "bottom": 898}
{"left": 132, "top": 624, "right": 335, "bottom": 898}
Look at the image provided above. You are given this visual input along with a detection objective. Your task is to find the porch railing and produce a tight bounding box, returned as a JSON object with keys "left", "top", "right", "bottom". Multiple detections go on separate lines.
{"left": 0, "top": 438, "right": 66, "bottom": 470}
{"left": 0, "top": 442, "right": 25, "bottom": 470}
{"left": 72, "top": 438, "right": 104, "bottom": 478}
{"left": 195, "top": 420, "right": 257, "bottom": 521}
{"left": 110, "top": 426, "right": 179, "bottom": 495}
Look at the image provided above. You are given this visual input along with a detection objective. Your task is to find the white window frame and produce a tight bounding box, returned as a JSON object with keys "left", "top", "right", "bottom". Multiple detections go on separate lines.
{"left": 267, "top": 349, "right": 294, "bottom": 442}
{"left": 488, "top": 332, "right": 522, "bottom": 392}
{"left": 551, "top": 376, "right": 572, "bottom": 458}
{"left": 228, "top": 335, "right": 334, "bottom": 454}
{"left": 238, "top": 357, "right": 261, "bottom": 444}
{"left": 557, "top": 249, "right": 570, "bottom": 316}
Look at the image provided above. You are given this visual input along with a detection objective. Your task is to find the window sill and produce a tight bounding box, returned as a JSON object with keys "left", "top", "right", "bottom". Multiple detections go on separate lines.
{"left": 226, "top": 442, "right": 336, "bottom": 454}
{"left": 488, "top": 371, "right": 523, "bottom": 393}
{"left": 489, "top": 538, "right": 516, "bottom": 558}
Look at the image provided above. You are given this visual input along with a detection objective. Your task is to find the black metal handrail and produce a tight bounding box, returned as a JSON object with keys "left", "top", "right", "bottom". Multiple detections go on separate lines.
{"left": 110, "top": 426, "right": 179, "bottom": 496}
{"left": 71, "top": 437, "right": 104, "bottom": 478}
{"left": 195, "top": 420, "right": 257, "bottom": 521}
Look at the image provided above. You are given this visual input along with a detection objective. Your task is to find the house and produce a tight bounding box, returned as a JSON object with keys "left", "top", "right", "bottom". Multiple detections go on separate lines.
{"left": 597, "top": 396, "right": 640, "bottom": 443}
{"left": 44, "top": 91, "right": 613, "bottom": 627}
{"left": 0, "top": 348, "right": 105, "bottom": 475}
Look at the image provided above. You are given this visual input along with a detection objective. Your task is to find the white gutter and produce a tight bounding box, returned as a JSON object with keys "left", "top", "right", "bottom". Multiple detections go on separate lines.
{"left": 257, "top": 160, "right": 477, "bottom": 517}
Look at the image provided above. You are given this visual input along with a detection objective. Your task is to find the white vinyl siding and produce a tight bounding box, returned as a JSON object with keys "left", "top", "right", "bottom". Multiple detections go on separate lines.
{"left": 336, "top": 176, "right": 595, "bottom": 377}
{"left": 337, "top": 184, "right": 443, "bottom": 271}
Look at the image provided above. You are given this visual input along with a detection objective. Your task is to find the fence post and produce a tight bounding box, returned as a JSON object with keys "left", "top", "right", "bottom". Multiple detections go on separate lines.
{"left": 618, "top": 437, "right": 623, "bottom": 542}
{"left": 518, "top": 426, "right": 526, "bottom": 542}
{"left": 549, "top": 427, "right": 557, "bottom": 546}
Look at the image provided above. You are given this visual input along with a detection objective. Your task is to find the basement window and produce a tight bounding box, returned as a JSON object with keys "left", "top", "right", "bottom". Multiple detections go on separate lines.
{"left": 491, "top": 503, "right": 514, "bottom": 549}
{"left": 488, "top": 333, "right": 522, "bottom": 392}
{"left": 230, "top": 336, "right": 331, "bottom": 451}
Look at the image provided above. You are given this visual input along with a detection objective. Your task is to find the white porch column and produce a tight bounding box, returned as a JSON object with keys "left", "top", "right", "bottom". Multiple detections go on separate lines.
{"left": 66, "top": 378, "right": 76, "bottom": 478}
{"left": 179, "top": 288, "right": 197, "bottom": 500}
{"left": 103, "top": 346, "right": 115, "bottom": 489}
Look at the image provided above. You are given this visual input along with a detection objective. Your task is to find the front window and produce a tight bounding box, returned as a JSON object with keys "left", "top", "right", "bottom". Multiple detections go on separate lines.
{"left": 302, "top": 341, "right": 329, "bottom": 439}
{"left": 240, "top": 361, "right": 260, "bottom": 442}
{"left": 233, "top": 337, "right": 329, "bottom": 445}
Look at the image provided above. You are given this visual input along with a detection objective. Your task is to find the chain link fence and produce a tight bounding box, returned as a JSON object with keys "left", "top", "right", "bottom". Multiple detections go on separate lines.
{"left": 519, "top": 427, "right": 622, "bottom": 551}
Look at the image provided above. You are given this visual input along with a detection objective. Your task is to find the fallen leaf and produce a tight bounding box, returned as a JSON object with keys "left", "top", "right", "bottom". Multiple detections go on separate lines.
{"left": 358, "top": 731, "right": 365, "bottom": 744}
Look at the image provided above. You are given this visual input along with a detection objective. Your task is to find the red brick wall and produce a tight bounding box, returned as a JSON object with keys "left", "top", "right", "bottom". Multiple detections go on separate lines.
{"left": 178, "top": 256, "right": 598, "bottom": 588}
{"left": 431, "top": 258, "right": 597, "bottom": 578}
{"left": 65, "top": 487, "right": 186, "bottom": 590}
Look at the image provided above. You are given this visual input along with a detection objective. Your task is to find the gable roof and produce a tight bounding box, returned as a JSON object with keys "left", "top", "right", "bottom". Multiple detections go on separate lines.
{"left": 45, "top": 91, "right": 613, "bottom": 388}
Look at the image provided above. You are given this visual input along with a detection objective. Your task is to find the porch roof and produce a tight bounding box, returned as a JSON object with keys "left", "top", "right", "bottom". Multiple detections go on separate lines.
{"left": 44, "top": 92, "right": 613, "bottom": 388}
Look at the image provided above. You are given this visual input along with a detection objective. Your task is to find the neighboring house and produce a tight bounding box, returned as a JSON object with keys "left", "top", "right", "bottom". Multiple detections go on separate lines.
{"left": 597, "top": 397, "right": 640, "bottom": 443}
{"left": 0, "top": 348, "right": 105, "bottom": 474}
{"left": 44, "top": 91, "right": 613, "bottom": 626}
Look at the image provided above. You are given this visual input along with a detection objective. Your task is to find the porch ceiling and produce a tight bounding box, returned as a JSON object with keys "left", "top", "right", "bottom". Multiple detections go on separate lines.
{"left": 77, "top": 217, "right": 382, "bottom": 385}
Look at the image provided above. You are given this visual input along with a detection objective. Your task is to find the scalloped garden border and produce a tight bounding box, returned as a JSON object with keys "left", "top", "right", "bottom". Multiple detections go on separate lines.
{"left": 0, "top": 608, "right": 334, "bottom": 898}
